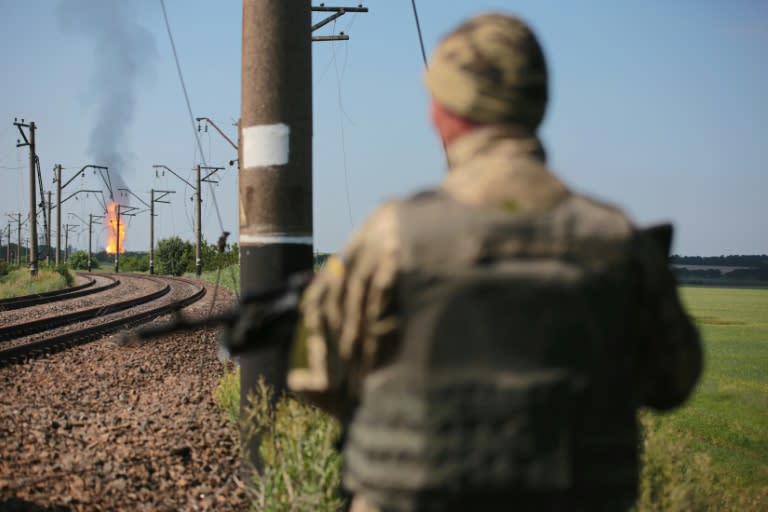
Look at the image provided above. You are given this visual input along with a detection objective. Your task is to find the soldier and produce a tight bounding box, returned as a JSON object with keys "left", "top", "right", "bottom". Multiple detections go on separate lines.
{"left": 288, "top": 12, "right": 702, "bottom": 512}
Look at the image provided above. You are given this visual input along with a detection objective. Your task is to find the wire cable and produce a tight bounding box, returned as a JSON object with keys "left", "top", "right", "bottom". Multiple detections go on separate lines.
{"left": 410, "top": 0, "right": 428, "bottom": 68}
{"left": 331, "top": 23, "right": 355, "bottom": 228}
{"left": 159, "top": 0, "right": 235, "bottom": 304}
{"left": 159, "top": 0, "right": 225, "bottom": 233}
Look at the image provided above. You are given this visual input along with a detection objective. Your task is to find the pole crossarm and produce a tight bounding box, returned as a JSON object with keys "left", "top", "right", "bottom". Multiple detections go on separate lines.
{"left": 118, "top": 205, "right": 140, "bottom": 216}
{"left": 313, "top": 35, "right": 350, "bottom": 41}
{"left": 13, "top": 118, "right": 38, "bottom": 274}
{"left": 311, "top": 5, "right": 369, "bottom": 12}
{"left": 195, "top": 117, "right": 238, "bottom": 150}
{"left": 59, "top": 164, "right": 107, "bottom": 191}
{"left": 5, "top": 213, "right": 26, "bottom": 227}
{"left": 13, "top": 118, "right": 31, "bottom": 147}
{"left": 117, "top": 187, "right": 151, "bottom": 208}
{"left": 311, "top": 4, "right": 367, "bottom": 39}
{"left": 153, "top": 165, "right": 195, "bottom": 189}
{"left": 152, "top": 190, "right": 175, "bottom": 209}
{"left": 201, "top": 166, "right": 225, "bottom": 183}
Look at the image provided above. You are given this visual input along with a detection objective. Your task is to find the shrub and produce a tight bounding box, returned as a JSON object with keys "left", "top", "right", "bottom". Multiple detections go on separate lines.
{"left": 214, "top": 364, "right": 241, "bottom": 425}
{"left": 67, "top": 250, "right": 100, "bottom": 271}
{"left": 121, "top": 253, "right": 149, "bottom": 272}
{"left": 156, "top": 236, "right": 193, "bottom": 276}
{"left": 0, "top": 260, "right": 8, "bottom": 277}
{"left": 55, "top": 263, "right": 74, "bottom": 286}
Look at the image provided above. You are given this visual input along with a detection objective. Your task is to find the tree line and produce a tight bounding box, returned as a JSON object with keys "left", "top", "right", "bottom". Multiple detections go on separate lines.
{"left": 672, "top": 254, "right": 768, "bottom": 282}
{"left": 65, "top": 236, "right": 239, "bottom": 275}
{"left": 671, "top": 255, "right": 768, "bottom": 266}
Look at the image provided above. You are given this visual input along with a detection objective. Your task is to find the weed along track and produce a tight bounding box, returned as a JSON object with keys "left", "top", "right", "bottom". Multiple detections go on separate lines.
{"left": 0, "top": 279, "right": 247, "bottom": 510}
{"left": 0, "top": 274, "right": 204, "bottom": 367}
{"left": 0, "top": 273, "right": 119, "bottom": 311}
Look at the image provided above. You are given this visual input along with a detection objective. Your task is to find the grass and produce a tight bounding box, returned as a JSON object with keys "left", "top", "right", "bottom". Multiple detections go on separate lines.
{"left": 185, "top": 264, "right": 241, "bottom": 293}
{"left": 656, "top": 288, "right": 767, "bottom": 482}
{"left": 215, "top": 370, "right": 343, "bottom": 512}
{"left": 635, "top": 286, "right": 768, "bottom": 510}
{"left": 213, "top": 282, "right": 767, "bottom": 510}
{"left": 0, "top": 266, "right": 71, "bottom": 299}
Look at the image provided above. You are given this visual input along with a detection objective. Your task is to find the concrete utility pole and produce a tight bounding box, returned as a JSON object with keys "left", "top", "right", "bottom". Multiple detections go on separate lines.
{"left": 114, "top": 205, "right": 120, "bottom": 273}
{"left": 55, "top": 164, "right": 108, "bottom": 266}
{"left": 88, "top": 214, "right": 103, "bottom": 271}
{"left": 239, "top": 0, "right": 315, "bottom": 472}
{"left": 63, "top": 224, "right": 78, "bottom": 263}
{"left": 195, "top": 165, "right": 203, "bottom": 276}
{"left": 14, "top": 119, "right": 38, "bottom": 276}
{"left": 152, "top": 164, "right": 222, "bottom": 277}
{"left": 70, "top": 213, "right": 103, "bottom": 272}
{"left": 10, "top": 214, "right": 23, "bottom": 266}
{"left": 117, "top": 186, "right": 172, "bottom": 275}
{"left": 55, "top": 165, "right": 61, "bottom": 266}
{"left": 46, "top": 191, "right": 52, "bottom": 266}
{"left": 5, "top": 224, "right": 10, "bottom": 264}
{"left": 236, "top": 1, "right": 369, "bottom": 472}
{"left": 149, "top": 189, "right": 174, "bottom": 275}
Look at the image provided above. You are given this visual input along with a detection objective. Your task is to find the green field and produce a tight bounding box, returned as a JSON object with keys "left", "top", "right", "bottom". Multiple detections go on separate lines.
{"left": 638, "top": 286, "right": 768, "bottom": 509}
{"left": 673, "top": 287, "right": 768, "bottom": 484}
{"left": 207, "top": 272, "right": 768, "bottom": 510}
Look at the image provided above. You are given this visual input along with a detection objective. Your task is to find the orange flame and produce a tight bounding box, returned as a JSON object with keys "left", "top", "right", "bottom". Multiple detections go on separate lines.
{"left": 105, "top": 201, "right": 126, "bottom": 255}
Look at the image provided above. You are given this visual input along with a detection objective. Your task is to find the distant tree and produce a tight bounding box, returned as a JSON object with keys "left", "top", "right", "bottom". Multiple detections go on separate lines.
{"left": 67, "top": 250, "right": 100, "bottom": 271}
{"left": 156, "top": 237, "right": 193, "bottom": 276}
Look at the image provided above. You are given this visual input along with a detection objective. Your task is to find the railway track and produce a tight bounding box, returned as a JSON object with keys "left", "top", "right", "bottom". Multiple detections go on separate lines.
{"left": 0, "top": 274, "right": 206, "bottom": 367}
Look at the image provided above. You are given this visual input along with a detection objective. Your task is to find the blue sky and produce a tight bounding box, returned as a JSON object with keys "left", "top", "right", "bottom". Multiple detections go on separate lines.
{"left": 1, "top": 0, "right": 765, "bottom": 256}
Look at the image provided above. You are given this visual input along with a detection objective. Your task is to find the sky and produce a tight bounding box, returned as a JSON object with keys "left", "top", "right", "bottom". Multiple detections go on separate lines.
{"left": 0, "top": 0, "right": 766, "bottom": 257}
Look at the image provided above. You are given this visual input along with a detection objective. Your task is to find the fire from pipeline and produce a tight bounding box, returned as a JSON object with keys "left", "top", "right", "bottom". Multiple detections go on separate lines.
{"left": 105, "top": 201, "right": 125, "bottom": 255}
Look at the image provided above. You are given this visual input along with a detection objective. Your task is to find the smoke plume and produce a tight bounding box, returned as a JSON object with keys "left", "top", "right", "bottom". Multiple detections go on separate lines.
{"left": 58, "top": 0, "right": 157, "bottom": 203}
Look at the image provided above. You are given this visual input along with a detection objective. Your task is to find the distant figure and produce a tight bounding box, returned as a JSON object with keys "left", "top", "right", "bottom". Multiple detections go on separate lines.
{"left": 290, "top": 12, "right": 702, "bottom": 512}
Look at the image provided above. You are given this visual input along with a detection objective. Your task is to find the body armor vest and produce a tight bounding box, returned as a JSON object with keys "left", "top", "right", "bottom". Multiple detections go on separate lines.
{"left": 342, "top": 191, "right": 644, "bottom": 511}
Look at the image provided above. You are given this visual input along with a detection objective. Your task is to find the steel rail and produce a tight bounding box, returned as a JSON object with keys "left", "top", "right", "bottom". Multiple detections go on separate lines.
{"left": 0, "top": 276, "right": 170, "bottom": 341}
{"left": 0, "top": 277, "right": 206, "bottom": 367}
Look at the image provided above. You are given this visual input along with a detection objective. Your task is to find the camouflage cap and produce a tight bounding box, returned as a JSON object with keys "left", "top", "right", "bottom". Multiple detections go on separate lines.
{"left": 424, "top": 13, "right": 548, "bottom": 129}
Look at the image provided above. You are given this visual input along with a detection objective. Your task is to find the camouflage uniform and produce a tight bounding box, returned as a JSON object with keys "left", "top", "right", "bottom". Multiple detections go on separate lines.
{"left": 289, "top": 13, "right": 702, "bottom": 512}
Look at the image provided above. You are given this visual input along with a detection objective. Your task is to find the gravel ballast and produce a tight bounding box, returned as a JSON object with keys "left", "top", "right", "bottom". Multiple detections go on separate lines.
{"left": 0, "top": 283, "right": 248, "bottom": 511}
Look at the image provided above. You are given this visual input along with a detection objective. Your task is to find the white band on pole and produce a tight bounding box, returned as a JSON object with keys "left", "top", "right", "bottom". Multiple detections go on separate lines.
{"left": 242, "top": 123, "right": 290, "bottom": 168}
{"left": 239, "top": 233, "right": 313, "bottom": 245}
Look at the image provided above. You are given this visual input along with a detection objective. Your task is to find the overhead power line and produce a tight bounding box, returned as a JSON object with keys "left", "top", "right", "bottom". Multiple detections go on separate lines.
{"left": 410, "top": 0, "right": 428, "bottom": 68}
{"left": 159, "top": 0, "right": 225, "bottom": 234}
